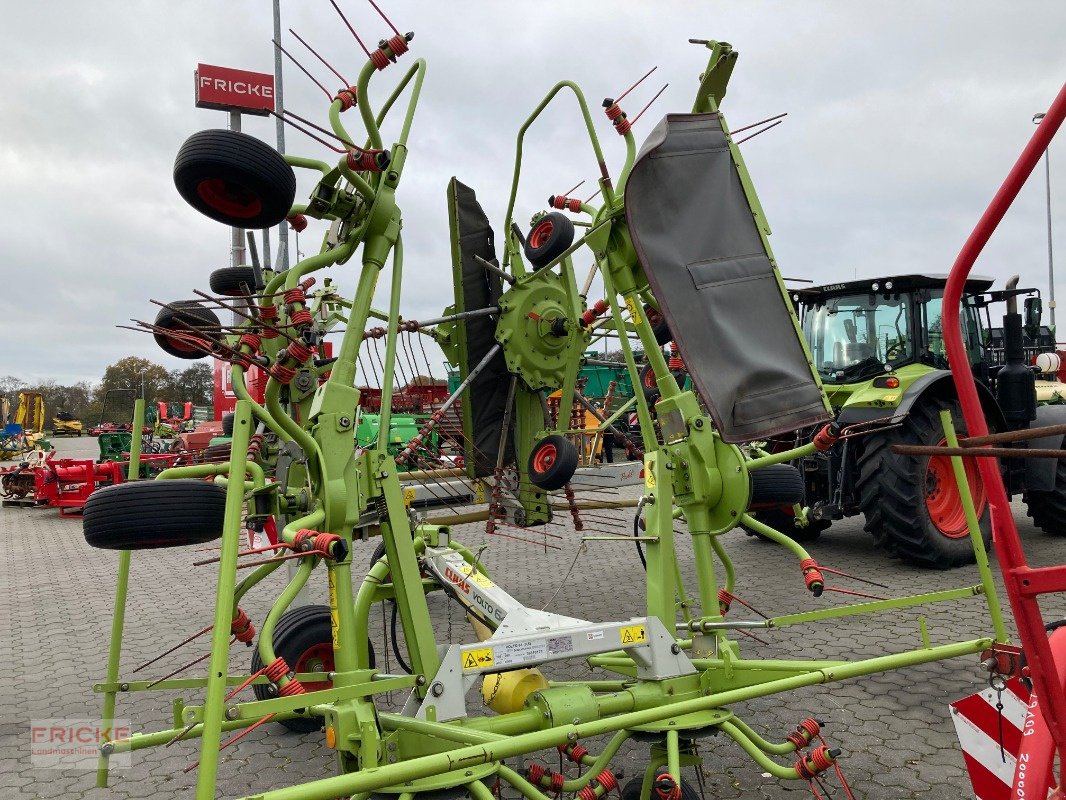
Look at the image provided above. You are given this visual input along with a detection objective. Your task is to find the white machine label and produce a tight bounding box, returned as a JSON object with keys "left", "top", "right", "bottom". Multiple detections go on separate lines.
{"left": 546, "top": 636, "right": 573, "bottom": 656}
{"left": 494, "top": 638, "right": 548, "bottom": 668}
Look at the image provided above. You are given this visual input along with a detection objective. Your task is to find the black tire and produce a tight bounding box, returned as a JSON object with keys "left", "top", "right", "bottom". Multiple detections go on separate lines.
{"left": 221, "top": 413, "right": 235, "bottom": 437}
{"left": 174, "top": 129, "right": 296, "bottom": 229}
{"left": 209, "top": 266, "right": 258, "bottom": 297}
{"left": 528, "top": 434, "right": 579, "bottom": 490}
{"left": 621, "top": 768, "right": 699, "bottom": 800}
{"left": 83, "top": 479, "right": 227, "bottom": 550}
{"left": 644, "top": 304, "right": 672, "bottom": 346}
{"left": 1024, "top": 443, "right": 1066, "bottom": 536}
{"left": 857, "top": 398, "right": 991, "bottom": 568}
{"left": 750, "top": 463, "right": 804, "bottom": 506}
{"left": 743, "top": 464, "right": 823, "bottom": 542}
{"left": 153, "top": 301, "right": 220, "bottom": 360}
{"left": 524, "top": 212, "right": 575, "bottom": 268}
{"left": 638, "top": 364, "right": 660, "bottom": 403}
{"left": 251, "top": 605, "right": 374, "bottom": 733}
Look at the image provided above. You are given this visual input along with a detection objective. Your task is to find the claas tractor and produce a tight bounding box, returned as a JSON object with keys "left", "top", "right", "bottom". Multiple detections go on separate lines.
{"left": 759, "top": 272, "right": 1066, "bottom": 568}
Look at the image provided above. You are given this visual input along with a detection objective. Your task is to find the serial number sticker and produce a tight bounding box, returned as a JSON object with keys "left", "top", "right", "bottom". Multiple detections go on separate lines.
{"left": 620, "top": 624, "right": 647, "bottom": 646}
{"left": 402, "top": 487, "right": 416, "bottom": 507}
{"left": 625, "top": 296, "right": 642, "bottom": 324}
{"left": 546, "top": 636, "right": 573, "bottom": 656}
{"left": 586, "top": 630, "right": 604, "bottom": 641}
{"left": 494, "top": 639, "right": 548, "bottom": 668}
{"left": 462, "top": 647, "right": 494, "bottom": 670}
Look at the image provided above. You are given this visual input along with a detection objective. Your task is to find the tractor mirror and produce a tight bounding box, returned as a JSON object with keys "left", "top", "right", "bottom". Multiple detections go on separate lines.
{"left": 1024, "top": 297, "right": 1042, "bottom": 332}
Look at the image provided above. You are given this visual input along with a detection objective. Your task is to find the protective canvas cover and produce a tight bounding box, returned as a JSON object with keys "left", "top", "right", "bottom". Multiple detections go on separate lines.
{"left": 624, "top": 113, "right": 831, "bottom": 442}
{"left": 448, "top": 178, "right": 514, "bottom": 476}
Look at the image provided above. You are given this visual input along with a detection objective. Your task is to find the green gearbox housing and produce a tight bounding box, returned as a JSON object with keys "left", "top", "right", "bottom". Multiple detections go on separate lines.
{"left": 495, "top": 268, "right": 591, "bottom": 392}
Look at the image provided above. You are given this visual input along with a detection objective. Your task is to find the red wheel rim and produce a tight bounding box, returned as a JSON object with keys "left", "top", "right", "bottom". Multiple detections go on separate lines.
{"left": 292, "top": 642, "right": 335, "bottom": 692}
{"left": 196, "top": 178, "right": 263, "bottom": 219}
{"left": 925, "top": 438, "right": 987, "bottom": 538}
{"left": 529, "top": 219, "right": 554, "bottom": 249}
{"left": 643, "top": 369, "right": 656, "bottom": 389}
{"left": 532, "top": 443, "right": 557, "bottom": 474}
{"left": 164, "top": 330, "right": 200, "bottom": 353}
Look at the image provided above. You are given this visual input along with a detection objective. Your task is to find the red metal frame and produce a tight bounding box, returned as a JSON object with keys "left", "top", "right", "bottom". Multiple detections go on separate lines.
{"left": 942, "top": 82, "right": 1066, "bottom": 792}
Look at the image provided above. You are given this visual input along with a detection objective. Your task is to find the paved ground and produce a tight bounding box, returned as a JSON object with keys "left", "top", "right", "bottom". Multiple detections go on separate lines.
{"left": 1, "top": 434, "right": 1062, "bottom": 799}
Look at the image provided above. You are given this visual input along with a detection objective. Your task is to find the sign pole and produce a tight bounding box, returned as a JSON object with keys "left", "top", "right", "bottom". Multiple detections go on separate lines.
{"left": 272, "top": 0, "right": 289, "bottom": 272}
{"left": 229, "top": 110, "right": 246, "bottom": 270}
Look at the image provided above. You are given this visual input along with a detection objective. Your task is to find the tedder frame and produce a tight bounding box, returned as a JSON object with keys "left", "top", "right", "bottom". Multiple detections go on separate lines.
{"left": 85, "top": 17, "right": 1053, "bottom": 800}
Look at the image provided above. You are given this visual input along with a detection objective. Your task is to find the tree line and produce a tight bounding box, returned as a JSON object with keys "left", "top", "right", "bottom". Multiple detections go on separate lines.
{"left": 1, "top": 358, "right": 213, "bottom": 426}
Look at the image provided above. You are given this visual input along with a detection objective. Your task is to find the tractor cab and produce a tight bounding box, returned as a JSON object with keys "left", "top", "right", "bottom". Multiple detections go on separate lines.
{"left": 794, "top": 274, "right": 991, "bottom": 408}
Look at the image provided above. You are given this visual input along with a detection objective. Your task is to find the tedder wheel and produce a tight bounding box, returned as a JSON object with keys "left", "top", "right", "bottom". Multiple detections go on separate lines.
{"left": 251, "top": 605, "right": 375, "bottom": 733}
{"left": 643, "top": 303, "right": 673, "bottom": 347}
{"left": 1024, "top": 441, "right": 1066, "bottom": 536}
{"left": 174, "top": 129, "right": 296, "bottom": 229}
{"left": 620, "top": 768, "right": 700, "bottom": 800}
{"left": 741, "top": 464, "right": 825, "bottom": 542}
{"left": 209, "top": 266, "right": 258, "bottom": 297}
{"left": 857, "top": 398, "right": 990, "bottom": 568}
{"left": 638, "top": 364, "right": 660, "bottom": 403}
{"left": 153, "top": 301, "right": 221, "bottom": 360}
{"left": 527, "top": 434, "right": 579, "bottom": 491}
{"left": 524, "top": 212, "right": 575, "bottom": 268}
{"left": 83, "top": 479, "right": 227, "bottom": 550}
{"left": 221, "top": 413, "right": 235, "bottom": 437}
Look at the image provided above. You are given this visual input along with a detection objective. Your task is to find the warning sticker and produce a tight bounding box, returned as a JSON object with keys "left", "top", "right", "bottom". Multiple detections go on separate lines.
{"left": 403, "top": 487, "right": 416, "bottom": 507}
{"left": 474, "top": 481, "right": 486, "bottom": 504}
{"left": 462, "top": 647, "right": 494, "bottom": 670}
{"left": 546, "top": 636, "right": 573, "bottom": 656}
{"left": 459, "top": 564, "right": 495, "bottom": 589}
{"left": 620, "top": 624, "right": 647, "bottom": 646}
{"left": 625, "top": 296, "right": 642, "bottom": 324}
{"left": 328, "top": 570, "right": 340, "bottom": 649}
{"left": 494, "top": 639, "right": 548, "bottom": 668}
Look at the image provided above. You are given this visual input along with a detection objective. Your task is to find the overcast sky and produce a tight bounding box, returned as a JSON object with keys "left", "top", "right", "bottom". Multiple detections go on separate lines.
{"left": 2, "top": 2, "right": 1064, "bottom": 387}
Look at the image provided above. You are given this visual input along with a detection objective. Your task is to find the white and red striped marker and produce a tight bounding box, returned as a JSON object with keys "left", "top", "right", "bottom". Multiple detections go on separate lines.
{"left": 950, "top": 676, "right": 1031, "bottom": 799}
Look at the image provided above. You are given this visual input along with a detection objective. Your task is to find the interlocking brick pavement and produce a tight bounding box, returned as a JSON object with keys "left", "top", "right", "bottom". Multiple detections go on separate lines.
{"left": 2, "top": 435, "right": 1062, "bottom": 799}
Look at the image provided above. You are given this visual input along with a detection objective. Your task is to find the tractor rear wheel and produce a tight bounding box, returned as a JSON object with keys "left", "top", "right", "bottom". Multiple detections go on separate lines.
{"left": 1024, "top": 443, "right": 1066, "bottom": 536}
{"left": 857, "top": 398, "right": 990, "bottom": 568}
{"left": 251, "top": 605, "right": 375, "bottom": 733}
{"left": 83, "top": 479, "right": 227, "bottom": 550}
{"left": 174, "top": 129, "right": 296, "bottom": 229}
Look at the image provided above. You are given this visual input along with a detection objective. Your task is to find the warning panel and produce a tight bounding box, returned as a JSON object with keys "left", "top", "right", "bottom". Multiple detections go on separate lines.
{"left": 462, "top": 647, "right": 494, "bottom": 670}
{"left": 620, "top": 624, "right": 647, "bottom": 645}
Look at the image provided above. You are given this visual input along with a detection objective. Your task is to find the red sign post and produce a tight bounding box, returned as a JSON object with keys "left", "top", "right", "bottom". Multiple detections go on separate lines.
{"left": 195, "top": 64, "right": 275, "bottom": 115}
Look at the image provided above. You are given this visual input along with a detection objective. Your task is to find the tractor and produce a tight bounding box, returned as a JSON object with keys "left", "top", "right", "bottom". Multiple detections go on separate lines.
{"left": 760, "top": 272, "right": 1066, "bottom": 568}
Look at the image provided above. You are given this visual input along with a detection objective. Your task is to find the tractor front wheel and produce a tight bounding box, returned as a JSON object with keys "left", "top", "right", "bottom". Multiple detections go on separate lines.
{"left": 1024, "top": 442, "right": 1066, "bottom": 536}
{"left": 857, "top": 398, "right": 990, "bottom": 568}
{"left": 251, "top": 605, "right": 375, "bottom": 733}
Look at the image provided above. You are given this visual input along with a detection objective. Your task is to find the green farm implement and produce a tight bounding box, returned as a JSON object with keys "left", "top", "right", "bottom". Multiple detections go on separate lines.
{"left": 84, "top": 11, "right": 1066, "bottom": 800}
